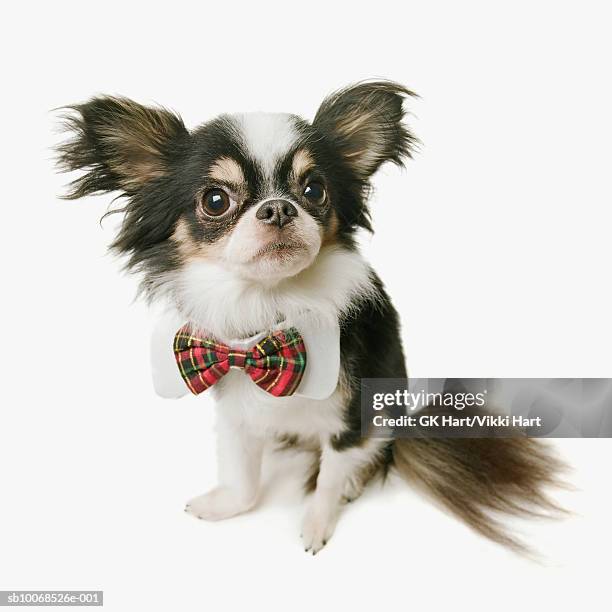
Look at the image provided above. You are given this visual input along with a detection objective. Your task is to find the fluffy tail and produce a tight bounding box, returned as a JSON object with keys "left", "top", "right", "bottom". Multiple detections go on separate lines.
{"left": 391, "top": 406, "right": 568, "bottom": 553}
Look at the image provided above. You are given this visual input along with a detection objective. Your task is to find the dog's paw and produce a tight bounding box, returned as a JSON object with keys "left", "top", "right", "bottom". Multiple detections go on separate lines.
{"left": 301, "top": 502, "right": 338, "bottom": 555}
{"left": 185, "top": 487, "right": 255, "bottom": 521}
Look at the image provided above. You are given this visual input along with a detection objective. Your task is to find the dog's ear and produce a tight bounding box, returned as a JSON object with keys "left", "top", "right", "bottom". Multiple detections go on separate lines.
{"left": 313, "top": 81, "right": 417, "bottom": 180}
{"left": 57, "top": 96, "right": 188, "bottom": 199}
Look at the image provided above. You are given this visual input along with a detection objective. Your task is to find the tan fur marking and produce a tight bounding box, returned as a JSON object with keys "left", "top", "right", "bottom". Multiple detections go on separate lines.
{"left": 291, "top": 149, "right": 315, "bottom": 180}
{"left": 322, "top": 209, "right": 340, "bottom": 246}
{"left": 172, "top": 218, "right": 223, "bottom": 262}
{"left": 172, "top": 219, "right": 199, "bottom": 260}
{"left": 208, "top": 157, "right": 245, "bottom": 186}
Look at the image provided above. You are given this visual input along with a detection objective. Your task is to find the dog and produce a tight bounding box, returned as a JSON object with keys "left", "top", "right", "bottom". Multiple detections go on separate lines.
{"left": 56, "top": 81, "right": 564, "bottom": 554}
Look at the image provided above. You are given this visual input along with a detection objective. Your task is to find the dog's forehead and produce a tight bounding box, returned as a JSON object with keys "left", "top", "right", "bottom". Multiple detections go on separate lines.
{"left": 230, "top": 112, "right": 300, "bottom": 176}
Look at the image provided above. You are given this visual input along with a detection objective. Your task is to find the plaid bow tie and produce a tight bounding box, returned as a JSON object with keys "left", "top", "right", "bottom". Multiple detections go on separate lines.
{"left": 173, "top": 326, "right": 307, "bottom": 397}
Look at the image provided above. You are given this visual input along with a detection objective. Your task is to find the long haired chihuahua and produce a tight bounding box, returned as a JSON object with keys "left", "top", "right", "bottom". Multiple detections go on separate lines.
{"left": 57, "top": 81, "right": 563, "bottom": 554}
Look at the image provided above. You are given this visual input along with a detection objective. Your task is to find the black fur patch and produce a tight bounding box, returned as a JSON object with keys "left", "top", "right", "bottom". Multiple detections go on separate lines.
{"left": 332, "top": 272, "right": 407, "bottom": 452}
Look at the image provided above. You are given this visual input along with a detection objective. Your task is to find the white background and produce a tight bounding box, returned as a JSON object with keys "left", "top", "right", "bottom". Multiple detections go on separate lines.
{"left": 2, "top": 1, "right": 611, "bottom": 610}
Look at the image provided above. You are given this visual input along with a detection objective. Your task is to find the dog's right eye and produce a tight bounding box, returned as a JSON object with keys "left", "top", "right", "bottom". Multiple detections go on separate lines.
{"left": 200, "top": 189, "right": 231, "bottom": 216}
{"left": 303, "top": 181, "right": 326, "bottom": 205}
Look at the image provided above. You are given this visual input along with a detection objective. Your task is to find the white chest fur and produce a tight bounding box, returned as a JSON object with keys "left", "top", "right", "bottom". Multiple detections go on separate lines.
{"left": 212, "top": 371, "right": 347, "bottom": 440}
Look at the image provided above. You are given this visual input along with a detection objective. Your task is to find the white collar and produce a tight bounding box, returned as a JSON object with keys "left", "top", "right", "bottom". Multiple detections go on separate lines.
{"left": 150, "top": 310, "right": 340, "bottom": 400}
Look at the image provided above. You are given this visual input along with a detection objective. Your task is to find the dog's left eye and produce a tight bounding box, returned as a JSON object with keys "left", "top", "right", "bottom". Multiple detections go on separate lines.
{"left": 303, "top": 182, "right": 326, "bottom": 205}
{"left": 200, "top": 189, "right": 233, "bottom": 217}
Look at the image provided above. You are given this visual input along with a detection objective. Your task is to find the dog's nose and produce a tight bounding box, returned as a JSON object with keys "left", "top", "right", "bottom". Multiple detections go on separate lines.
{"left": 255, "top": 199, "right": 298, "bottom": 228}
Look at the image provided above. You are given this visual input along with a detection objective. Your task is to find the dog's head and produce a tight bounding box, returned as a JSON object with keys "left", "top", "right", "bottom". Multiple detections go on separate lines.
{"left": 57, "top": 82, "right": 416, "bottom": 294}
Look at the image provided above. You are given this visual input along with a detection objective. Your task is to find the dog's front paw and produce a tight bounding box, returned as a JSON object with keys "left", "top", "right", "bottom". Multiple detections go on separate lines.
{"left": 185, "top": 487, "right": 256, "bottom": 521}
{"left": 301, "top": 502, "right": 338, "bottom": 555}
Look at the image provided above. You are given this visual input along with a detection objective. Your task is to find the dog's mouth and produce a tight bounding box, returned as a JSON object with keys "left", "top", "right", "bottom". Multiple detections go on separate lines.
{"left": 251, "top": 241, "right": 307, "bottom": 261}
